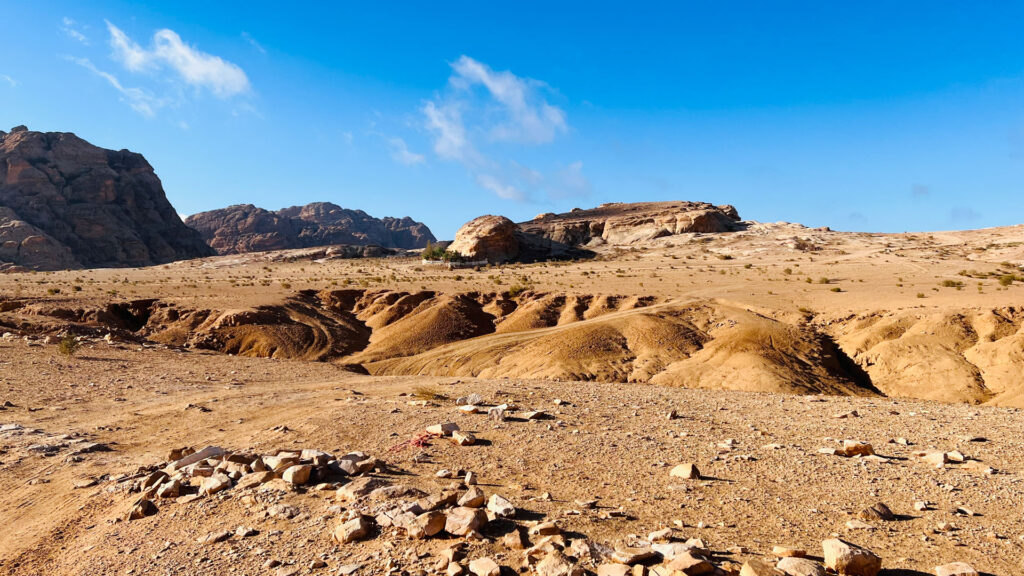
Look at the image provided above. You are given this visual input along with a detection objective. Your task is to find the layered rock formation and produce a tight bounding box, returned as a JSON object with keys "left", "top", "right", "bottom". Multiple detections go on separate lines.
{"left": 0, "top": 126, "right": 214, "bottom": 270}
{"left": 186, "top": 202, "right": 435, "bottom": 255}
{"left": 449, "top": 201, "right": 742, "bottom": 263}
{"left": 518, "top": 201, "right": 741, "bottom": 247}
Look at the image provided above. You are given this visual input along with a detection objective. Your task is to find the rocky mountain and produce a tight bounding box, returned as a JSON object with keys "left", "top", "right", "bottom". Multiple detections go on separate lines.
{"left": 0, "top": 126, "right": 214, "bottom": 271}
{"left": 185, "top": 202, "right": 436, "bottom": 255}
{"left": 449, "top": 201, "right": 743, "bottom": 263}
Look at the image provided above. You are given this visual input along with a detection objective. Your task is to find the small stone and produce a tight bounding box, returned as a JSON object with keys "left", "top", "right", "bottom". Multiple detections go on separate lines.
{"left": 651, "top": 542, "right": 694, "bottom": 560}
{"left": 648, "top": 528, "right": 672, "bottom": 542}
{"left": 457, "top": 393, "right": 484, "bottom": 406}
{"left": 773, "top": 546, "right": 806, "bottom": 558}
{"left": 453, "top": 431, "right": 476, "bottom": 446}
{"left": 413, "top": 511, "right": 446, "bottom": 538}
{"left": 612, "top": 546, "right": 656, "bottom": 565}
{"left": 934, "top": 563, "right": 979, "bottom": 576}
{"left": 841, "top": 441, "right": 874, "bottom": 457}
{"left": 155, "top": 479, "right": 181, "bottom": 498}
{"left": 776, "top": 557, "right": 826, "bottom": 576}
{"left": 334, "top": 516, "right": 373, "bottom": 543}
{"left": 858, "top": 502, "right": 896, "bottom": 522}
{"left": 535, "top": 551, "right": 583, "bottom": 576}
{"left": 670, "top": 463, "right": 700, "bottom": 480}
{"left": 487, "top": 493, "right": 515, "bottom": 517}
{"left": 914, "top": 501, "right": 929, "bottom": 512}
{"left": 458, "top": 486, "right": 486, "bottom": 508}
{"left": 198, "top": 530, "right": 232, "bottom": 544}
{"left": 468, "top": 557, "right": 500, "bottom": 576}
{"left": 126, "top": 499, "right": 158, "bottom": 520}
{"left": 529, "top": 521, "right": 561, "bottom": 536}
{"left": 664, "top": 551, "right": 714, "bottom": 575}
{"left": 427, "top": 422, "right": 460, "bottom": 436}
{"left": 502, "top": 528, "right": 528, "bottom": 550}
{"left": 199, "top": 473, "right": 231, "bottom": 496}
{"left": 921, "top": 451, "right": 949, "bottom": 468}
{"left": 741, "top": 560, "right": 779, "bottom": 576}
{"left": 236, "top": 526, "right": 258, "bottom": 537}
{"left": 337, "top": 476, "right": 388, "bottom": 500}
{"left": 822, "top": 538, "right": 881, "bottom": 576}
{"left": 445, "top": 507, "right": 487, "bottom": 536}
{"left": 337, "top": 452, "right": 376, "bottom": 475}
{"left": 236, "top": 471, "right": 276, "bottom": 489}
{"left": 282, "top": 464, "right": 311, "bottom": 485}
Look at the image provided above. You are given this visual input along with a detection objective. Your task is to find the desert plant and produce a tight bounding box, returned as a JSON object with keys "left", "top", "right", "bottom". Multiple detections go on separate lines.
{"left": 57, "top": 334, "right": 80, "bottom": 357}
{"left": 411, "top": 385, "right": 448, "bottom": 401}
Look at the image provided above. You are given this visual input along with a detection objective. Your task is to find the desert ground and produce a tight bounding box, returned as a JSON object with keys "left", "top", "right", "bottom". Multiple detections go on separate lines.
{"left": 2, "top": 222, "right": 1023, "bottom": 575}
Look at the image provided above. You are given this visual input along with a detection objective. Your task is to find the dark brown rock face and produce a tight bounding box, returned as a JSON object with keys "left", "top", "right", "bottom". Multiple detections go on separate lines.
{"left": 0, "top": 126, "right": 214, "bottom": 270}
{"left": 186, "top": 202, "right": 435, "bottom": 255}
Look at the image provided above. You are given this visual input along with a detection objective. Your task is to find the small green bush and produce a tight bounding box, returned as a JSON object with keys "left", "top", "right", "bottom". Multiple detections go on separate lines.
{"left": 57, "top": 334, "right": 80, "bottom": 357}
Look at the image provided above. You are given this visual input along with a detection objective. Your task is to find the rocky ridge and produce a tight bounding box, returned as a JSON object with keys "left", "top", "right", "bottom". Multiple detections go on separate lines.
{"left": 186, "top": 202, "right": 436, "bottom": 255}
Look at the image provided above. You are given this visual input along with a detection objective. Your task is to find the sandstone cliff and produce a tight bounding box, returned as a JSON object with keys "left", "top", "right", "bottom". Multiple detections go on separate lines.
{"left": 0, "top": 126, "right": 213, "bottom": 271}
{"left": 186, "top": 202, "right": 436, "bottom": 255}
{"left": 449, "top": 201, "right": 743, "bottom": 263}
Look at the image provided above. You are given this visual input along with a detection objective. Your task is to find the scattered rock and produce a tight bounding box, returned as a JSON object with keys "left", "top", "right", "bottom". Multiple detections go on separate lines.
{"left": 822, "top": 539, "right": 881, "bottom": 576}
{"left": 858, "top": 502, "right": 896, "bottom": 522}
{"left": 126, "top": 498, "right": 158, "bottom": 520}
{"left": 445, "top": 507, "right": 487, "bottom": 536}
{"left": 776, "top": 557, "right": 826, "bottom": 576}
{"left": 487, "top": 493, "right": 515, "bottom": 518}
{"left": 334, "top": 516, "right": 373, "bottom": 544}
{"left": 282, "top": 464, "right": 311, "bottom": 485}
{"left": 468, "top": 557, "right": 501, "bottom": 576}
{"left": 670, "top": 463, "right": 701, "bottom": 480}
{"left": 934, "top": 563, "right": 979, "bottom": 576}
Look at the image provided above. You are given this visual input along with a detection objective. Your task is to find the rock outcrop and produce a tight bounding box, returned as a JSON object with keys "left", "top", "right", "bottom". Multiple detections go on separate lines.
{"left": 449, "top": 201, "right": 742, "bottom": 263}
{"left": 518, "top": 201, "right": 742, "bottom": 248}
{"left": 0, "top": 126, "right": 214, "bottom": 270}
{"left": 186, "top": 202, "right": 435, "bottom": 255}
{"left": 447, "top": 215, "right": 519, "bottom": 263}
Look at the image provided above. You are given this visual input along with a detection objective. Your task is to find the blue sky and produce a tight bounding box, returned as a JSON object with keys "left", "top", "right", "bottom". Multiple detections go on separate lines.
{"left": 3, "top": 2, "right": 1024, "bottom": 238}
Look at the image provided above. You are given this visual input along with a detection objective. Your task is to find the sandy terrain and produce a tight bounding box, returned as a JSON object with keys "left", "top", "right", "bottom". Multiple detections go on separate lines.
{"left": 1, "top": 221, "right": 1023, "bottom": 575}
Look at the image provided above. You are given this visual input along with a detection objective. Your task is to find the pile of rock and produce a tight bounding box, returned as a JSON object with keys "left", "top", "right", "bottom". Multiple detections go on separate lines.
{"left": 126, "top": 445, "right": 380, "bottom": 520}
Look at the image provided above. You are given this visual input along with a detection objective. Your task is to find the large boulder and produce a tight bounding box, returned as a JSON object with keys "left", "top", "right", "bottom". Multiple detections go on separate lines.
{"left": 186, "top": 202, "right": 435, "bottom": 255}
{"left": 448, "top": 215, "right": 519, "bottom": 263}
{"left": 0, "top": 126, "right": 214, "bottom": 270}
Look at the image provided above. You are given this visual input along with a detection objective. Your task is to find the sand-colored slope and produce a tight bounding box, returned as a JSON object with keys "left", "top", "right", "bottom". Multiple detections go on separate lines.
{"left": 364, "top": 301, "right": 876, "bottom": 396}
{"left": 829, "top": 307, "right": 1024, "bottom": 404}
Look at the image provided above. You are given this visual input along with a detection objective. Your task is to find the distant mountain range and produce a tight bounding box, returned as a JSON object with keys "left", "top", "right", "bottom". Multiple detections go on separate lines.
{"left": 185, "top": 202, "right": 436, "bottom": 255}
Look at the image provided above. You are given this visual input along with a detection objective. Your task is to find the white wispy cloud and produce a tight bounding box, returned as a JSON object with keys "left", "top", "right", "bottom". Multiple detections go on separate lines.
{"left": 69, "top": 57, "right": 163, "bottom": 117}
{"left": 420, "top": 55, "right": 575, "bottom": 201}
{"left": 449, "top": 55, "right": 567, "bottom": 144}
{"left": 423, "top": 100, "right": 474, "bottom": 163}
{"left": 106, "top": 21, "right": 250, "bottom": 98}
{"left": 387, "top": 136, "right": 426, "bottom": 166}
{"left": 476, "top": 173, "right": 524, "bottom": 201}
{"left": 61, "top": 17, "right": 89, "bottom": 45}
{"left": 0, "top": 74, "right": 17, "bottom": 87}
{"left": 241, "top": 32, "right": 266, "bottom": 54}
